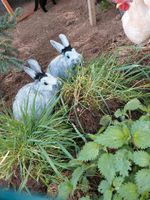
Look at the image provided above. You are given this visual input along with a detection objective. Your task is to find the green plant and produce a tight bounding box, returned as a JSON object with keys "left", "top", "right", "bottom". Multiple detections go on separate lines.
{"left": 61, "top": 54, "right": 150, "bottom": 114}
{"left": 97, "top": 0, "right": 111, "bottom": 11}
{"left": 57, "top": 99, "right": 150, "bottom": 200}
{"left": 0, "top": 8, "right": 23, "bottom": 73}
{"left": 0, "top": 102, "right": 86, "bottom": 191}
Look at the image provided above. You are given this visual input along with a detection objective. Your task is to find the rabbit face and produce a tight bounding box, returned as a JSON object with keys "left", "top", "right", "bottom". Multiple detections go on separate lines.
{"left": 37, "top": 73, "right": 58, "bottom": 92}
{"left": 50, "top": 34, "right": 83, "bottom": 69}
{"left": 24, "top": 59, "right": 59, "bottom": 92}
{"left": 64, "top": 48, "right": 82, "bottom": 67}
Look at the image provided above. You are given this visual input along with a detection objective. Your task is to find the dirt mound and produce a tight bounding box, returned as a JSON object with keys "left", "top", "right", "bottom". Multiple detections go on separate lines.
{"left": 13, "top": 0, "right": 126, "bottom": 65}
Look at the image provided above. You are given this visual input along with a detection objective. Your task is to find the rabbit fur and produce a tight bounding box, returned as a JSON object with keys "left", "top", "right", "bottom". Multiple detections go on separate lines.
{"left": 13, "top": 59, "right": 59, "bottom": 120}
{"left": 47, "top": 34, "right": 83, "bottom": 80}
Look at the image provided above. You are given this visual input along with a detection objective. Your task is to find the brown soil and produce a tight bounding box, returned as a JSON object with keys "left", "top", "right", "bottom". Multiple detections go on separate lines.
{"left": 69, "top": 106, "right": 102, "bottom": 134}
{"left": 0, "top": 0, "right": 129, "bottom": 107}
{"left": 0, "top": 166, "right": 47, "bottom": 194}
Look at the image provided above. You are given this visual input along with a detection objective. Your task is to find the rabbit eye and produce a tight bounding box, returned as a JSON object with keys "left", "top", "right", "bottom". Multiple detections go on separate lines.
{"left": 67, "top": 55, "right": 70, "bottom": 59}
{"left": 44, "top": 82, "right": 48, "bottom": 85}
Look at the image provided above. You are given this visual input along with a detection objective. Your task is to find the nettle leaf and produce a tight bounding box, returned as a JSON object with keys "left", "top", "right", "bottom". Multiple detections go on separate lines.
{"left": 103, "top": 189, "right": 113, "bottom": 200}
{"left": 113, "top": 177, "right": 124, "bottom": 191}
{"left": 100, "top": 115, "right": 112, "bottom": 127}
{"left": 124, "top": 98, "right": 145, "bottom": 112}
{"left": 78, "top": 142, "right": 100, "bottom": 161}
{"left": 133, "top": 151, "right": 150, "bottom": 167}
{"left": 69, "top": 159, "right": 83, "bottom": 167}
{"left": 95, "top": 125, "right": 130, "bottom": 148}
{"left": 113, "top": 194, "right": 122, "bottom": 200}
{"left": 135, "top": 169, "right": 150, "bottom": 193}
{"left": 57, "top": 180, "right": 73, "bottom": 200}
{"left": 71, "top": 166, "right": 85, "bottom": 190}
{"left": 118, "top": 182, "right": 138, "bottom": 200}
{"left": 115, "top": 149, "right": 132, "bottom": 177}
{"left": 98, "top": 180, "right": 111, "bottom": 194}
{"left": 131, "top": 120, "right": 150, "bottom": 149}
{"left": 98, "top": 153, "right": 116, "bottom": 184}
{"left": 114, "top": 109, "right": 124, "bottom": 119}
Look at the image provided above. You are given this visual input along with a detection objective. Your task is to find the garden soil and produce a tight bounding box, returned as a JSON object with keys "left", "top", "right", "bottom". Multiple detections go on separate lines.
{"left": 0, "top": 0, "right": 129, "bottom": 107}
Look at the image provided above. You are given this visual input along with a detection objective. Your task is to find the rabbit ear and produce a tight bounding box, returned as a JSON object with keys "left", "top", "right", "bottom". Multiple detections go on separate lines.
{"left": 50, "top": 40, "right": 64, "bottom": 53}
{"left": 27, "top": 59, "right": 42, "bottom": 73}
{"left": 59, "top": 34, "right": 70, "bottom": 47}
{"left": 24, "top": 66, "right": 36, "bottom": 79}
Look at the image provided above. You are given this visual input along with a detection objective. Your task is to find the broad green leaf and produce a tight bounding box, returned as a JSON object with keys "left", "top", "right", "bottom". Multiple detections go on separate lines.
{"left": 131, "top": 120, "right": 150, "bottom": 149}
{"left": 133, "top": 151, "right": 150, "bottom": 167}
{"left": 88, "top": 134, "right": 97, "bottom": 140}
{"left": 100, "top": 115, "right": 112, "bottom": 127}
{"left": 69, "top": 159, "right": 83, "bottom": 167}
{"left": 114, "top": 109, "right": 124, "bottom": 119}
{"left": 103, "top": 189, "right": 112, "bottom": 200}
{"left": 118, "top": 182, "right": 138, "bottom": 200}
{"left": 57, "top": 180, "right": 73, "bottom": 200}
{"left": 140, "top": 192, "right": 149, "bottom": 200}
{"left": 71, "top": 166, "right": 85, "bottom": 190}
{"left": 98, "top": 153, "right": 116, "bottom": 184}
{"left": 135, "top": 169, "right": 150, "bottom": 193}
{"left": 124, "top": 98, "right": 144, "bottom": 112}
{"left": 96, "top": 125, "right": 130, "bottom": 148}
{"left": 113, "top": 194, "right": 122, "bottom": 200}
{"left": 115, "top": 149, "right": 132, "bottom": 177}
{"left": 78, "top": 142, "right": 100, "bottom": 161}
{"left": 113, "top": 177, "right": 124, "bottom": 190}
{"left": 98, "top": 180, "right": 111, "bottom": 194}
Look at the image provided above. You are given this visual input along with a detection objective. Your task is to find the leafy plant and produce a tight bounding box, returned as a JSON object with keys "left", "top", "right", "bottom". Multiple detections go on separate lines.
{"left": 0, "top": 8, "right": 23, "bottom": 73}
{"left": 97, "top": 0, "right": 111, "bottom": 11}
{"left": 57, "top": 99, "right": 150, "bottom": 200}
{"left": 61, "top": 54, "right": 150, "bottom": 114}
{"left": 0, "top": 103, "right": 85, "bottom": 191}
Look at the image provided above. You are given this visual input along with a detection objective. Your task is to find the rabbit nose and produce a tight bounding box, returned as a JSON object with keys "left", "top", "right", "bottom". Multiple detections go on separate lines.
{"left": 73, "top": 58, "right": 80, "bottom": 64}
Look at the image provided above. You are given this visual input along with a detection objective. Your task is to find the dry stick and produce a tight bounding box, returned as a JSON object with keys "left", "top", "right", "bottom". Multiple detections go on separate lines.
{"left": 1, "top": 0, "right": 34, "bottom": 23}
{"left": 18, "top": 11, "right": 34, "bottom": 23}
{"left": 87, "top": 0, "right": 96, "bottom": 26}
{"left": 1, "top": 0, "right": 13, "bottom": 15}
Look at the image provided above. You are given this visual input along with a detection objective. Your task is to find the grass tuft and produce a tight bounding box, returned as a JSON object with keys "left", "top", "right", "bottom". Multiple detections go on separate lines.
{"left": 62, "top": 53, "right": 150, "bottom": 113}
{"left": 0, "top": 103, "right": 85, "bottom": 190}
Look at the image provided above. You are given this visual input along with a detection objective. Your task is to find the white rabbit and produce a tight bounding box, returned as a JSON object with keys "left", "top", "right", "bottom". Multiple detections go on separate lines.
{"left": 47, "top": 34, "right": 83, "bottom": 80}
{"left": 13, "top": 59, "right": 59, "bottom": 121}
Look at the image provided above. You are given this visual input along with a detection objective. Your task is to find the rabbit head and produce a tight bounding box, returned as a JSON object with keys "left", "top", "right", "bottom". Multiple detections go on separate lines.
{"left": 24, "top": 59, "right": 58, "bottom": 92}
{"left": 50, "top": 34, "right": 83, "bottom": 68}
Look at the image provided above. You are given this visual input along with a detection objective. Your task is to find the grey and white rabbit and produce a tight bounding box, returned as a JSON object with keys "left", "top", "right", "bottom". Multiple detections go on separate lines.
{"left": 47, "top": 34, "right": 83, "bottom": 80}
{"left": 13, "top": 59, "right": 59, "bottom": 121}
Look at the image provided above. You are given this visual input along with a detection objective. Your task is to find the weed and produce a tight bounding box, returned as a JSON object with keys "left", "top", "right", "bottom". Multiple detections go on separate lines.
{"left": 62, "top": 54, "right": 150, "bottom": 114}
{"left": 0, "top": 102, "right": 85, "bottom": 190}
{"left": 57, "top": 99, "right": 150, "bottom": 200}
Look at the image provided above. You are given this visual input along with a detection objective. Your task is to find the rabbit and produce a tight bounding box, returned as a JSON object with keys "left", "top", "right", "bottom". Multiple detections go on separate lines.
{"left": 13, "top": 59, "right": 59, "bottom": 121}
{"left": 34, "top": 0, "right": 56, "bottom": 13}
{"left": 47, "top": 34, "right": 83, "bottom": 80}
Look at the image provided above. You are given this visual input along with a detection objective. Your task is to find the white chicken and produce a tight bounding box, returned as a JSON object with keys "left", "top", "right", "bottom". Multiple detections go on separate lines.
{"left": 115, "top": 0, "right": 150, "bottom": 45}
